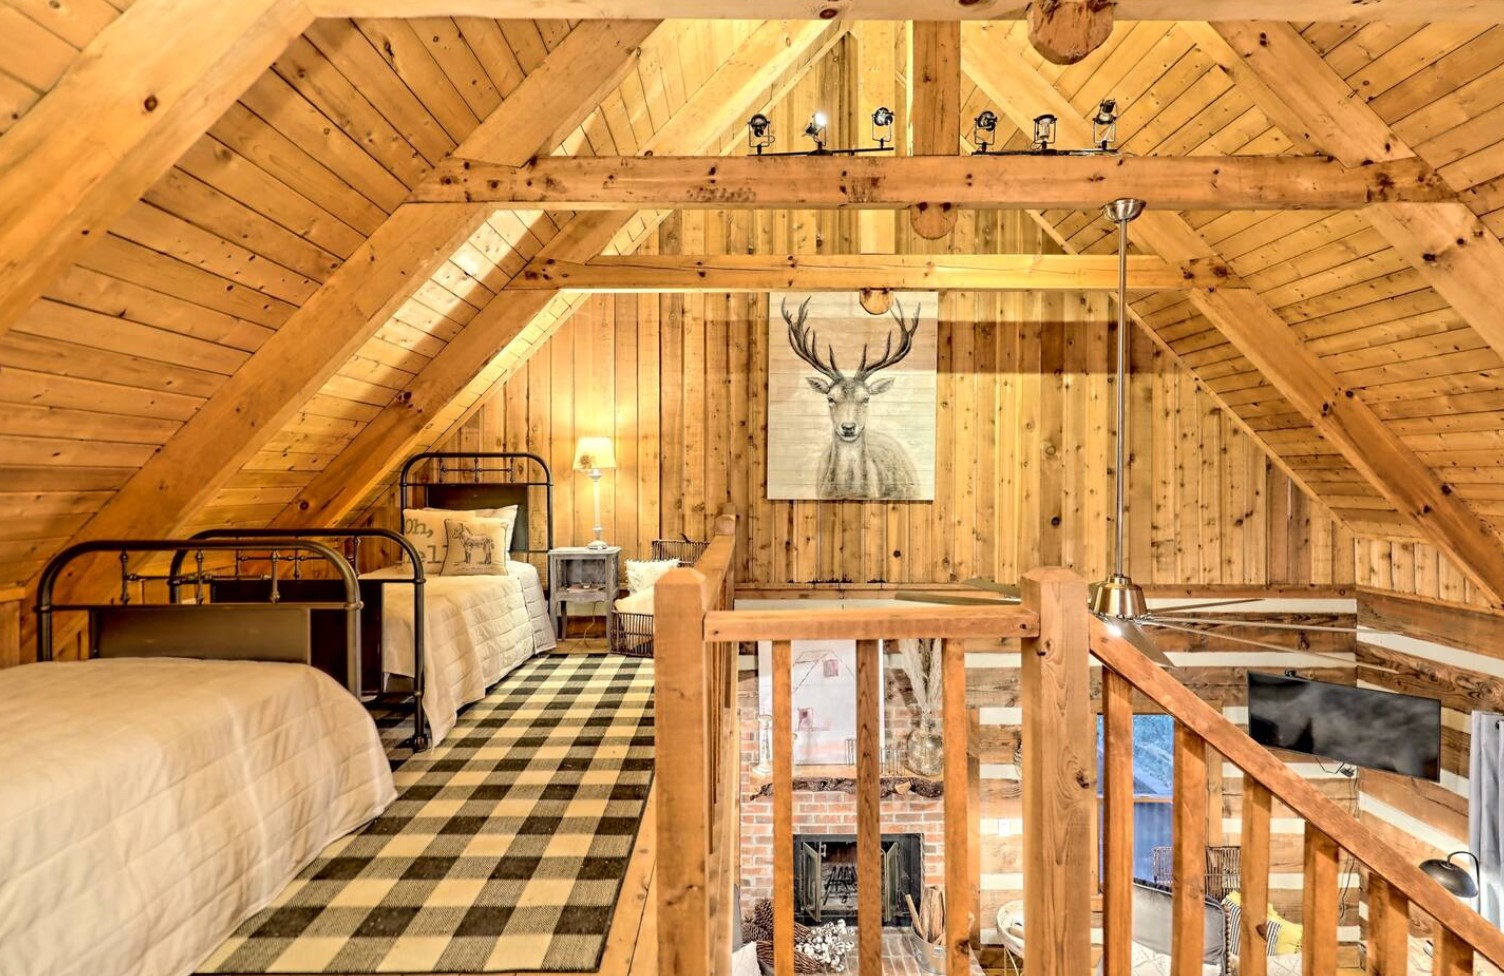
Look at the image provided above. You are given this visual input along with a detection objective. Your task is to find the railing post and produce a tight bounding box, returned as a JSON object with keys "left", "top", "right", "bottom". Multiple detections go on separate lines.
{"left": 1240, "top": 781, "right": 1272, "bottom": 976}
{"left": 1367, "top": 875, "right": 1409, "bottom": 976}
{"left": 1172, "top": 722, "right": 1208, "bottom": 976}
{"left": 656, "top": 567, "right": 712, "bottom": 976}
{"left": 856, "top": 638, "right": 883, "bottom": 974}
{"left": 1020, "top": 568, "right": 1094, "bottom": 976}
{"left": 1101, "top": 669, "right": 1135, "bottom": 976}
{"left": 1302, "top": 825, "right": 1339, "bottom": 976}
{"left": 942, "top": 637, "right": 972, "bottom": 976}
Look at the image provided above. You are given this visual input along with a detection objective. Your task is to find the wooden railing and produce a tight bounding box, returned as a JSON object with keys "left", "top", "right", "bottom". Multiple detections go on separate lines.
{"left": 1093, "top": 616, "right": 1504, "bottom": 976}
{"left": 655, "top": 512, "right": 740, "bottom": 976}
{"left": 657, "top": 563, "right": 1504, "bottom": 976}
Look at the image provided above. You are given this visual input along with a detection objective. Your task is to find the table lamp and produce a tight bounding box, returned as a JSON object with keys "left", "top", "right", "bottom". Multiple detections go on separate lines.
{"left": 572, "top": 436, "right": 616, "bottom": 550}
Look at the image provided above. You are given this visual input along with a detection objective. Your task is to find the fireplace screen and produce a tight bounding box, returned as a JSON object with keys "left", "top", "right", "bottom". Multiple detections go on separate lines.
{"left": 792, "top": 833, "right": 924, "bottom": 927}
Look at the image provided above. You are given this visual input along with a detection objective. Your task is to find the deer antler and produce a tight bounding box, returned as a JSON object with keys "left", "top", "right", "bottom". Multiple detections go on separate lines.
{"left": 783, "top": 297, "right": 843, "bottom": 382}
{"left": 855, "top": 299, "right": 921, "bottom": 380}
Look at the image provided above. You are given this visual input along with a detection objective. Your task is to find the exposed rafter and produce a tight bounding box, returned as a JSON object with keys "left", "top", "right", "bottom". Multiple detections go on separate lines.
{"left": 968, "top": 23, "right": 1504, "bottom": 608}
{"left": 512, "top": 253, "right": 1239, "bottom": 291}
{"left": 0, "top": 0, "right": 313, "bottom": 340}
{"left": 909, "top": 21, "right": 961, "bottom": 239}
{"left": 410, "top": 154, "right": 1445, "bottom": 211}
{"left": 1206, "top": 21, "right": 1504, "bottom": 367}
{"left": 266, "top": 19, "right": 847, "bottom": 532}
{"left": 37, "top": 21, "right": 661, "bottom": 622}
{"left": 307, "top": 0, "right": 1504, "bottom": 22}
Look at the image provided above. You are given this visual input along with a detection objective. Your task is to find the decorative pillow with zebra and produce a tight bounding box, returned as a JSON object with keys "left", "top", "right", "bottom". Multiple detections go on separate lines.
{"left": 440, "top": 517, "right": 511, "bottom": 576}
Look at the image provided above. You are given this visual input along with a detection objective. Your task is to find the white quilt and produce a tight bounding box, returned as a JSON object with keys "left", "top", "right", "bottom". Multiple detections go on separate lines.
{"left": 366, "top": 562, "right": 539, "bottom": 744}
{"left": 0, "top": 658, "right": 395, "bottom": 976}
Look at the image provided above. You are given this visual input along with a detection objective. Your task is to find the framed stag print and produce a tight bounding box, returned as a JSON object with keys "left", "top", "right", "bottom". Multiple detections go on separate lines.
{"left": 767, "top": 291, "right": 938, "bottom": 501}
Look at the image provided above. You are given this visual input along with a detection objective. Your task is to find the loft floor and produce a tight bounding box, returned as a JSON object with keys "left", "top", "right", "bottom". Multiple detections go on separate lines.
{"left": 198, "top": 653, "right": 657, "bottom": 976}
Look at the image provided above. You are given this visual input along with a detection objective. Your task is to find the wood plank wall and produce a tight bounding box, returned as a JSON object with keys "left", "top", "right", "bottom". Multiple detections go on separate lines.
{"left": 1352, "top": 589, "right": 1504, "bottom": 949}
{"left": 381, "top": 207, "right": 1355, "bottom": 591}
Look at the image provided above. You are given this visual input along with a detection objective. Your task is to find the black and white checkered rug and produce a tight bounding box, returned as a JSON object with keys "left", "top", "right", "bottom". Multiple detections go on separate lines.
{"left": 201, "top": 655, "right": 655, "bottom": 974}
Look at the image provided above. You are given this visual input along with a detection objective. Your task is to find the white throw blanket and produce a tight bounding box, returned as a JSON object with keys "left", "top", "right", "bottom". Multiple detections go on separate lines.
{"left": 0, "top": 658, "right": 395, "bottom": 976}
{"left": 365, "top": 564, "right": 538, "bottom": 744}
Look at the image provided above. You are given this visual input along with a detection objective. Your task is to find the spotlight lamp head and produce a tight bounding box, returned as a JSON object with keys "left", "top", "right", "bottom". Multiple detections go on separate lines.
{"left": 1033, "top": 113, "right": 1058, "bottom": 152}
{"left": 871, "top": 106, "right": 895, "bottom": 148}
{"left": 804, "top": 111, "right": 829, "bottom": 152}
{"left": 1093, "top": 97, "right": 1119, "bottom": 150}
{"left": 1421, "top": 852, "right": 1481, "bottom": 899}
{"left": 747, "top": 113, "right": 774, "bottom": 154}
{"left": 972, "top": 110, "right": 999, "bottom": 153}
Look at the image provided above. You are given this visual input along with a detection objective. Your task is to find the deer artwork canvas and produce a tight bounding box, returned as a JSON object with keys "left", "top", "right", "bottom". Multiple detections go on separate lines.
{"left": 767, "top": 291, "right": 938, "bottom": 500}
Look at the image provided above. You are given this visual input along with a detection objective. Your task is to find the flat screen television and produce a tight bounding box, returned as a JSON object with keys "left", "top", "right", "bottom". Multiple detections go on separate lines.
{"left": 1246, "top": 673, "right": 1442, "bottom": 781}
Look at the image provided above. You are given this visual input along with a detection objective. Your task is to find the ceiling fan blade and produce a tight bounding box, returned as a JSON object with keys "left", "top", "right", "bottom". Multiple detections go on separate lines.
{"left": 961, "top": 578, "right": 1022, "bottom": 600}
{"left": 1094, "top": 613, "right": 1174, "bottom": 667}
{"left": 1140, "top": 619, "right": 1355, "bottom": 666}
{"left": 1150, "top": 598, "right": 1263, "bottom": 615}
{"left": 1147, "top": 615, "right": 1356, "bottom": 634}
{"left": 895, "top": 591, "right": 1013, "bottom": 607}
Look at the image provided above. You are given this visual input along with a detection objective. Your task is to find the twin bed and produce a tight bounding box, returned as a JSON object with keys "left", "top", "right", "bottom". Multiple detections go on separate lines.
{"left": 0, "top": 452, "right": 561, "bottom": 976}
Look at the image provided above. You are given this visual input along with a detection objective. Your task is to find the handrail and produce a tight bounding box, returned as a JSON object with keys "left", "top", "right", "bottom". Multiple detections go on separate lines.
{"left": 705, "top": 603, "right": 1039, "bottom": 641}
{"left": 1091, "top": 616, "right": 1504, "bottom": 972}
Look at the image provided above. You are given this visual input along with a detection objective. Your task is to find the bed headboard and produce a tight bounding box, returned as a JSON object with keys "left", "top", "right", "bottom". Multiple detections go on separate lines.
{"left": 399, "top": 452, "right": 554, "bottom": 556}
{"left": 34, "top": 539, "right": 362, "bottom": 691}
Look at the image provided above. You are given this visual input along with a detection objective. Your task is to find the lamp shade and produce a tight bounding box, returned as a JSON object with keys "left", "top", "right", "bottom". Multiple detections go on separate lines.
{"left": 573, "top": 436, "right": 616, "bottom": 471}
{"left": 1421, "top": 855, "right": 1480, "bottom": 898}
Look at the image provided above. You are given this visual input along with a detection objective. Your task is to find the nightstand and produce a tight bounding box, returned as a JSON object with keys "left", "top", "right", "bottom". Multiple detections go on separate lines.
{"left": 547, "top": 547, "right": 621, "bottom": 646}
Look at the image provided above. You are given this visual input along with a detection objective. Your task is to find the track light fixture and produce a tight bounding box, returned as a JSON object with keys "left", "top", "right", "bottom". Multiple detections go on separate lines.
{"left": 1032, "top": 113, "right": 1058, "bottom": 152}
{"left": 871, "top": 106, "right": 895, "bottom": 149}
{"left": 747, "top": 113, "right": 774, "bottom": 154}
{"left": 804, "top": 111, "right": 829, "bottom": 152}
{"left": 1093, "top": 98, "right": 1119, "bottom": 151}
{"left": 972, "top": 110, "right": 999, "bottom": 153}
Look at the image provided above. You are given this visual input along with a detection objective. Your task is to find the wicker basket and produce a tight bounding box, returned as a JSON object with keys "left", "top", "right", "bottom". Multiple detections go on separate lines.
{"left": 610, "top": 538, "right": 711, "bottom": 658}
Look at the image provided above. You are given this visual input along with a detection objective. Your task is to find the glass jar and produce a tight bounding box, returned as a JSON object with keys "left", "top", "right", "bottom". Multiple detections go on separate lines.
{"left": 906, "top": 711, "right": 944, "bottom": 777}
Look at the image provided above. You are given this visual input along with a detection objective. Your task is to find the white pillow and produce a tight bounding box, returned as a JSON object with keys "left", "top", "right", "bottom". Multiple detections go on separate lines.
{"left": 626, "top": 558, "right": 678, "bottom": 594}
{"left": 440, "top": 518, "right": 511, "bottom": 576}
{"left": 467, "top": 504, "right": 520, "bottom": 553}
{"left": 615, "top": 588, "right": 656, "bottom": 615}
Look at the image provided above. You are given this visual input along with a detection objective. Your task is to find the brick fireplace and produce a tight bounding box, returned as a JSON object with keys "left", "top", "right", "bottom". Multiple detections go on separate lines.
{"left": 737, "top": 669, "right": 949, "bottom": 915}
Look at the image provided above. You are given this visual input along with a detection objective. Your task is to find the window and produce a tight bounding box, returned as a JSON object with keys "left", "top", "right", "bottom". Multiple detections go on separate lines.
{"left": 1097, "top": 713, "right": 1175, "bottom": 882}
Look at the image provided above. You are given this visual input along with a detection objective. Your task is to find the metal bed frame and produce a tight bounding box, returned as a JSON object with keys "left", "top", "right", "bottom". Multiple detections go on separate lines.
{"left": 35, "top": 538, "right": 362, "bottom": 685}
{"left": 167, "top": 527, "right": 430, "bottom": 752}
{"left": 399, "top": 451, "right": 554, "bottom": 565}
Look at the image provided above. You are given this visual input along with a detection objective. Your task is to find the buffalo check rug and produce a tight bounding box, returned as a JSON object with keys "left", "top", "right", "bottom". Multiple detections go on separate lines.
{"left": 201, "top": 654, "right": 655, "bottom": 974}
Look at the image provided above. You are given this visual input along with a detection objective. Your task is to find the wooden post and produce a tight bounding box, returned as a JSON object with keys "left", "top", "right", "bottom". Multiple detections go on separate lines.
{"left": 1240, "top": 781, "right": 1272, "bottom": 976}
{"left": 856, "top": 638, "right": 883, "bottom": 975}
{"left": 772, "top": 639, "right": 795, "bottom": 976}
{"left": 1367, "top": 876, "right": 1410, "bottom": 976}
{"left": 1172, "top": 722, "right": 1208, "bottom": 976}
{"left": 1101, "top": 669, "right": 1135, "bottom": 976}
{"left": 1437, "top": 928, "right": 1477, "bottom": 976}
{"left": 909, "top": 20, "right": 960, "bottom": 240}
{"left": 1301, "top": 826, "right": 1339, "bottom": 976}
{"left": 1019, "top": 568, "right": 1093, "bottom": 976}
{"left": 656, "top": 567, "right": 712, "bottom": 976}
{"left": 942, "top": 638, "right": 971, "bottom": 976}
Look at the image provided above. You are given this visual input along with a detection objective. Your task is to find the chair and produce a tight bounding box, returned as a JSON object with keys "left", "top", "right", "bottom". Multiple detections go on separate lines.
{"left": 1122, "top": 880, "right": 1230, "bottom": 976}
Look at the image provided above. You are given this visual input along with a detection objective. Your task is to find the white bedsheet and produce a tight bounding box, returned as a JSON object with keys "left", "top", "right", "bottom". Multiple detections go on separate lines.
{"left": 0, "top": 658, "right": 394, "bottom": 976}
{"left": 366, "top": 562, "right": 539, "bottom": 744}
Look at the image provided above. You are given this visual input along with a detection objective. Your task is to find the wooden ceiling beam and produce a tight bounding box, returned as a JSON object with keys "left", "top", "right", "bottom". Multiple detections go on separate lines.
{"left": 0, "top": 0, "right": 313, "bottom": 341}
{"left": 968, "top": 25, "right": 1504, "bottom": 608}
{"left": 510, "top": 253, "right": 1239, "bottom": 291}
{"left": 35, "top": 21, "right": 660, "bottom": 623}
{"left": 267, "top": 19, "right": 847, "bottom": 532}
{"left": 1207, "top": 21, "right": 1504, "bottom": 368}
{"left": 308, "top": 0, "right": 1504, "bottom": 22}
{"left": 410, "top": 154, "right": 1445, "bottom": 211}
{"left": 909, "top": 21, "right": 961, "bottom": 239}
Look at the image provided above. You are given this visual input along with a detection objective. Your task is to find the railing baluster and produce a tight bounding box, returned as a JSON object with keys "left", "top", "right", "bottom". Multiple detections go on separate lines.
{"left": 1437, "top": 927, "right": 1476, "bottom": 976}
{"left": 772, "top": 639, "right": 794, "bottom": 976}
{"left": 1239, "top": 780, "right": 1271, "bottom": 976}
{"left": 1101, "top": 669, "right": 1134, "bottom": 976}
{"left": 1172, "top": 721, "right": 1208, "bottom": 976}
{"left": 943, "top": 637, "right": 971, "bottom": 976}
{"left": 1301, "top": 824, "right": 1339, "bottom": 976}
{"left": 856, "top": 638, "right": 883, "bottom": 975}
{"left": 1368, "top": 875, "right": 1409, "bottom": 976}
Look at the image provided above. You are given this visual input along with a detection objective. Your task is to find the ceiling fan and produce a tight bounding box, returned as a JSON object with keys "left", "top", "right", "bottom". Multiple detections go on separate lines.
{"left": 897, "top": 199, "right": 1354, "bottom": 668}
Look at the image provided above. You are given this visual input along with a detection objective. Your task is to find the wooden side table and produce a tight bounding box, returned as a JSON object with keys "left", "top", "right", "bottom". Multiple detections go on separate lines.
{"left": 547, "top": 546, "right": 621, "bottom": 645}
